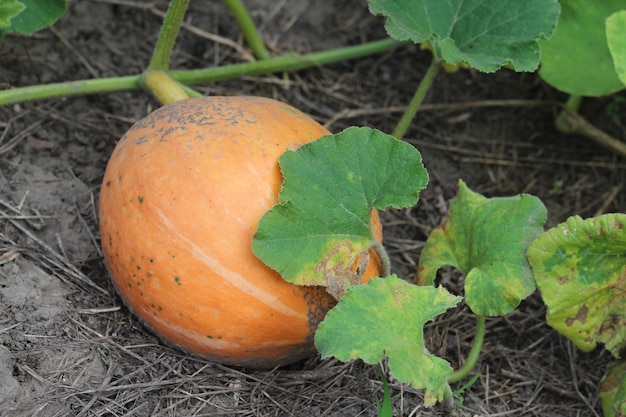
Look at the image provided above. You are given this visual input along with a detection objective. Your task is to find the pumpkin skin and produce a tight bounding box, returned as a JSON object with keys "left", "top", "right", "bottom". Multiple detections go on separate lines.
{"left": 99, "top": 96, "right": 383, "bottom": 368}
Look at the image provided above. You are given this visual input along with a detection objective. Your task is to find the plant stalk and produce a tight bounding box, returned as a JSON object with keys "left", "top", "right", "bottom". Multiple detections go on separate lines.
{"left": 448, "top": 314, "right": 485, "bottom": 384}
{"left": 170, "top": 38, "right": 397, "bottom": 85}
{"left": 223, "top": 0, "right": 271, "bottom": 60}
{"left": 148, "top": 0, "right": 190, "bottom": 71}
{"left": 0, "top": 38, "right": 397, "bottom": 105}
{"left": 555, "top": 94, "right": 582, "bottom": 133}
{"left": 559, "top": 104, "right": 626, "bottom": 158}
{"left": 392, "top": 56, "right": 441, "bottom": 140}
{"left": 371, "top": 241, "right": 391, "bottom": 278}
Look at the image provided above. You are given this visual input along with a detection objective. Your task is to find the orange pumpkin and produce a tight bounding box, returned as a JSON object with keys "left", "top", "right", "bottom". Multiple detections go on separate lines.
{"left": 99, "top": 96, "right": 382, "bottom": 368}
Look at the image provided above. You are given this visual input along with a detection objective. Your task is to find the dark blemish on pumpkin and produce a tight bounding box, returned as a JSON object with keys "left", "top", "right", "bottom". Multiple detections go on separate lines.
{"left": 149, "top": 258, "right": 154, "bottom": 263}
{"left": 598, "top": 227, "right": 606, "bottom": 237}
{"left": 174, "top": 276, "right": 181, "bottom": 285}
{"left": 610, "top": 220, "right": 623, "bottom": 230}
{"left": 138, "top": 196, "right": 144, "bottom": 204}
{"left": 105, "top": 180, "right": 111, "bottom": 187}
{"left": 127, "top": 283, "right": 132, "bottom": 288}
{"left": 565, "top": 304, "right": 589, "bottom": 326}
{"left": 134, "top": 135, "right": 148, "bottom": 145}
{"left": 108, "top": 236, "right": 113, "bottom": 247}
{"left": 558, "top": 275, "right": 569, "bottom": 284}
{"left": 136, "top": 265, "right": 141, "bottom": 271}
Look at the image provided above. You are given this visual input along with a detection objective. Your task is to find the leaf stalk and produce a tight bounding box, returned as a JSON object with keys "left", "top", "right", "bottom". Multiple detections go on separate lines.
{"left": 223, "top": 0, "right": 271, "bottom": 60}
{"left": 448, "top": 314, "right": 486, "bottom": 384}
{"left": 148, "top": 0, "right": 190, "bottom": 71}
{"left": 392, "top": 56, "right": 441, "bottom": 139}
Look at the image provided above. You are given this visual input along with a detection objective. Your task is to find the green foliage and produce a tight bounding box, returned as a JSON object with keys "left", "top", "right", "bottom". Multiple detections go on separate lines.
{"left": 528, "top": 213, "right": 626, "bottom": 357}
{"left": 376, "top": 368, "right": 393, "bottom": 417}
{"left": 418, "top": 180, "right": 547, "bottom": 316}
{"left": 599, "top": 360, "right": 626, "bottom": 417}
{"left": 0, "top": 0, "right": 25, "bottom": 28}
{"left": 253, "top": 127, "right": 428, "bottom": 299}
{"left": 315, "top": 276, "right": 462, "bottom": 407}
{"left": 0, "top": 0, "right": 66, "bottom": 44}
{"left": 539, "top": 0, "right": 626, "bottom": 96}
{"left": 367, "top": 0, "right": 560, "bottom": 72}
{"left": 607, "top": 11, "right": 626, "bottom": 86}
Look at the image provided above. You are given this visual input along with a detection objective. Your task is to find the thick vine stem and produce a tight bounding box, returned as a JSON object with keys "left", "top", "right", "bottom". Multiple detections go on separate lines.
{"left": 170, "top": 38, "right": 397, "bottom": 85}
{"left": 448, "top": 314, "right": 486, "bottom": 384}
{"left": 557, "top": 98, "right": 626, "bottom": 159}
{"left": 0, "top": 39, "right": 397, "bottom": 106}
{"left": 392, "top": 56, "right": 441, "bottom": 140}
{"left": 148, "top": 0, "right": 190, "bottom": 71}
{"left": 223, "top": 0, "right": 271, "bottom": 60}
{"left": 141, "top": 70, "right": 190, "bottom": 105}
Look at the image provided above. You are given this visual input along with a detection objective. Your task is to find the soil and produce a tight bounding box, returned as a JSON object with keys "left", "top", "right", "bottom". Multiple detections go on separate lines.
{"left": 1, "top": 1, "right": 625, "bottom": 416}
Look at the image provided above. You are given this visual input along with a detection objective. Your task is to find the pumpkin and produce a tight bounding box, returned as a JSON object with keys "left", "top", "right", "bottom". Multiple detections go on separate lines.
{"left": 99, "top": 96, "right": 382, "bottom": 368}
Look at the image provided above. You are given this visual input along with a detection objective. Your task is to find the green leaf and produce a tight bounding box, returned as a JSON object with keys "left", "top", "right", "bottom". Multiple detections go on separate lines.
{"left": 6, "top": 0, "right": 66, "bottom": 35}
{"left": 0, "top": 0, "right": 25, "bottom": 28}
{"left": 599, "top": 360, "right": 626, "bottom": 417}
{"left": 607, "top": 11, "right": 626, "bottom": 86}
{"left": 528, "top": 214, "right": 626, "bottom": 357}
{"left": 417, "top": 180, "right": 547, "bottom": 316}
{"left": 539, "top": 0, "right": 626, "bottom": 96}
{"left": 367, "top": 0, "right": 560, "bottom": 72}
{"left": 253, "top": 127, "right": 428, "bottom": 299}
{"left": 315, "top": 276, "right": 462, "bottom": 407}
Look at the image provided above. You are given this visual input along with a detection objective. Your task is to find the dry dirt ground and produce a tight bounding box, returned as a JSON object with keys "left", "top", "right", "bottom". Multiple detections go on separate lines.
{"left": 1, "top": 1, "right": 625, "bottom": 416}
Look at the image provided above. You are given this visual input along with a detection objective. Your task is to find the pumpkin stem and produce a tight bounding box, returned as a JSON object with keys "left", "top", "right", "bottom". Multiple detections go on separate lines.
{"left": 141, "top": 70, "right": 195, "bottom": 105}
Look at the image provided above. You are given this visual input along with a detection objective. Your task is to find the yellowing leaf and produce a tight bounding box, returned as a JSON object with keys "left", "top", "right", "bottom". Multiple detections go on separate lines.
{"left": 418, "top": 180, "right": 547, "bottom": 316}
{"left": 528, "top": 214, "right": 626, "bottom": 357}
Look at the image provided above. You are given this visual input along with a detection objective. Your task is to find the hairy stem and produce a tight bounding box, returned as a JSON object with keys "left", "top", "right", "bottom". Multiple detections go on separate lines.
{"left": 448, "top": 314, "right": 486, "bottom": 384}
{"left": 223, "top": 0, "right": 271, "bottom": 60}
{"left": 0, "top": 38, "right": 397, "bottom": 105}
{"left": 392, "top": 56, "right": 441, "bottom": 139}
{"left": 148, "top": 0, "right": 190, "bottom": 71}
{"left": 169, "top": 38, "right": 397, "bottom": 85}
{"left": 371, "top": 241, "right": 391, "bottom": 278}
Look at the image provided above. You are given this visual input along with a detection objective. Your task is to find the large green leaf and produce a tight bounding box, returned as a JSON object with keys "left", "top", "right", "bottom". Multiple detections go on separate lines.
{"left": 367, "top": 0, "right": 560, "bottom": 72}
{"left": 8, "top": 0, "right": 66, "bottom": 34}
{"left": 418, "top": 180, "right": 547, "bottom": 316}
{"left": 599, "top": 360, "right": 626, "bottom": 417}
{"left": 315, "top": 276, "right": 462, "bottom": 407}
{"left": 607, "top": 11, "right": 626, "bottom": 86}
{"left": 528, "top": 214, "right": 626, "bottom": 357}
{"left": 539, "top": 0, "right": 626, "bottom": 96}
{"left": 253, "top": 127, "right": 428, "bottom": 299}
